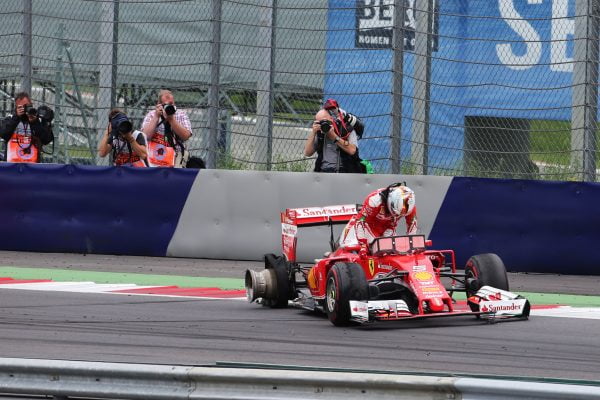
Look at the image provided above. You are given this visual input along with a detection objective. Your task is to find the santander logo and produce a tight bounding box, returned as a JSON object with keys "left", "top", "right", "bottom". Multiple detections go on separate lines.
{"left": 481, "top": 300, "right": 524, "bottom": 314}
{"left": 294, "top": 205, "right": 357, "bottom": 218}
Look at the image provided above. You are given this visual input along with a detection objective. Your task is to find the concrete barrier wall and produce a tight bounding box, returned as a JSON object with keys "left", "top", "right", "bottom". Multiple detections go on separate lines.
{"left": 167, "top": 169, "right": 452, "bottom": 264}
{"left": 1, "top": 164, "right": 598, "bottom": 274}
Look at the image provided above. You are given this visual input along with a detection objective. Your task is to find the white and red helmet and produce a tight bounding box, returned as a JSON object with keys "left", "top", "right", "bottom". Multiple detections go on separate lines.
{"left": 387, "top": 186, "right": 415, "bottom": 217}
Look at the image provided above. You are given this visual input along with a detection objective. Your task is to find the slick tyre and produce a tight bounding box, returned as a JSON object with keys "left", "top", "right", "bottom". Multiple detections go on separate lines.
{"left": 465, "top": 253, "right": 509, "bottom": 312}
{"left": 325, "top": 263, "right": 369, "bottom": 326}
{"left": 264, "top": 253, "right": 292, "bottom": 308}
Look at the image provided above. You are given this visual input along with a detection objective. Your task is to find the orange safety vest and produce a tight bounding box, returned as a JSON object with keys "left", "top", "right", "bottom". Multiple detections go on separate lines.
{"left": 7, "top": 131, "right": 39, "bottom": 163}
{"left": 147, "top": 133, "right": 175, "bottom": 168}
{"left": 114, "top": 151, "right": 147, "bottom": 168}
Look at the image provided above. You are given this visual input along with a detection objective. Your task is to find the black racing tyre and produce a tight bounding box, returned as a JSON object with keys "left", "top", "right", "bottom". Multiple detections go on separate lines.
{"left": 325, "top": 263, "right": 369, "bottom": 326}
{"left": 465, "top": 253, "right": 509, "bottom": 298}
{"left": 264, "top": 253, "right": 292, "bottom": 308}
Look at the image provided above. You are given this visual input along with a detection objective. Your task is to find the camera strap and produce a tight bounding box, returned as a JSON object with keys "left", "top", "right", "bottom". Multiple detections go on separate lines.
{"left": 126, "top": 141, "right": 133, "bottom": 164}
{"left": 157, "top": 116, "right": 178, "bottom": 149}
{"left": 111, "top": 136, "right": 132, "bottom": 165}
{"left": 163, "top": 120, "right": 177, "bottom": 148}
{"left": 328, "top": 109, "right": 350, "bottom": 140}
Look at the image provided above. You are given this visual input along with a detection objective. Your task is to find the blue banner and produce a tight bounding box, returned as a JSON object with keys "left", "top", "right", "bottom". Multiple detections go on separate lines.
{"left": 325, "top": 0, "right": 576, "bottom": 171}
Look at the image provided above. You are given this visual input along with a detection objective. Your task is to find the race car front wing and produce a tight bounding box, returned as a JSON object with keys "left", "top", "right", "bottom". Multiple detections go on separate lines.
{"left": 349, "top": 286, "right": 530, "bottom": 324}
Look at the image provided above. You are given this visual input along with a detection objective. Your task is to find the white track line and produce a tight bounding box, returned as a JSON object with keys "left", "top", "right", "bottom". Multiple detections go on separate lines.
{"left": 0, "top": 282, "right": 160, "bottom": 292}
{"left": 0, "top": 281, "right": 246, "bottom": 300}
{"left": 531, "top": 306, "right": 600, "bottom": 320}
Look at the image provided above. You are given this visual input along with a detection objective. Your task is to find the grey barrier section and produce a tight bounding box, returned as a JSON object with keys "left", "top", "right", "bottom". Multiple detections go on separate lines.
{"left": 0, "top": 358, "right": 459, "bottom": 400}
{"left": 166, "top": 170, "right": 453, "bottom": 263}
{"left": 455, "top": 378, "right": 600, "bottom": 400}
{"left": 0, "top": 358, "right": 599, "bottom": 400}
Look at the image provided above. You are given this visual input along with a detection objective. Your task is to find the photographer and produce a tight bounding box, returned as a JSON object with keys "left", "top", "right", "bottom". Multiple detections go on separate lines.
{"left": 98, "top": 109, "right": 148, "bottom": 167}
{"left": 142, "top": 89, "right": 192, "bottom": 168}
{"left": 0, "top": 92, "right": 54, "bottom": 163}
{"left": 304, "top": 98, "right": 365, "bottom": 173}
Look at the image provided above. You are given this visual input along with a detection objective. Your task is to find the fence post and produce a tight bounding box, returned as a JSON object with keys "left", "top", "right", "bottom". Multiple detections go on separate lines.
{"left": 54, "top": 24, "right": 65, "bottom": 164}
{"left": 411, "top": 0, "right": 433, "bottom": 175}
{"left": 96, "top": 0, "right": 118, "bottom": 166}
{"left": 256, "top": 0, "right": 276, "bottom": 170}
{"left": 391, "top": 1, "right": 406, "bottom": 175}
{"left": 207, "top": 0, "right": 222, "bottom": 169}
{"left": 21, "top": 0, "right": 32, "bottom": 94}
{"left": 571, "top": 0, "right": 599, "bottom": 182}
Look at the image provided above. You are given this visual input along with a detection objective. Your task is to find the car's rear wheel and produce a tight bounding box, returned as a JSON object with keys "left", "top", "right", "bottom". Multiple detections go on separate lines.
{"left": 263, "top": 253, "right": 292, "bottom": 308}
{"left": 325, "top": 263, "right": 369, "bottom": 326}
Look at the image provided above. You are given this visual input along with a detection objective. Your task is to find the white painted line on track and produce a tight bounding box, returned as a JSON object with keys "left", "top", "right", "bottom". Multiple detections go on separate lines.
{"left": 531, "top": 306, "right": 600, "bottom": 320}
{"left": 0, "top": 281, "right": 246, "bottom": 300}
{"left": 0, "top": 282, "right": 160, "bottom": 292}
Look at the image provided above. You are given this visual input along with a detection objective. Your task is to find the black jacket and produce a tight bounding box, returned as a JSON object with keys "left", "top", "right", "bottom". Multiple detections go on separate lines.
{"left": 0, "top": 115, "right": 54, "bottom": 161}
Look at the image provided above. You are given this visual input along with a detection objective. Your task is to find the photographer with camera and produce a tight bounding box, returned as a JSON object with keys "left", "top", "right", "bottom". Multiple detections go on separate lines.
{"left": 303, "top": 98, "right": 365, "bottom": 173}
{"left": 0, "top": 92, "right": 54, "bottom": 163}
{"left": 98, "top": 109, "right": 148, "bottom": 167}
{"left": 142, "top": 89, "right": 192, "bottom": 168}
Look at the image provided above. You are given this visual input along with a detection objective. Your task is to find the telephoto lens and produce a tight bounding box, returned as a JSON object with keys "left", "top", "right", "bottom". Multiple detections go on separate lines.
{"left": 111, "top": 113, "right": 133, "bottom": 136}
{"left": 163, "top": 104, "right": 176, "bottom": 116}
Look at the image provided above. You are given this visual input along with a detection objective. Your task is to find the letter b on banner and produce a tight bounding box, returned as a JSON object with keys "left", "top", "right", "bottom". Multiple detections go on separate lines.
{"left": 355, "top": 0, "right": 438, "bottom": 50}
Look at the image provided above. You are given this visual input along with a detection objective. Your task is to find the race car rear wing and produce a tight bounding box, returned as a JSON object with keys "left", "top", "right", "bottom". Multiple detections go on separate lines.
{"left": 281, "top": 204, "right": 358, "bottom": 263}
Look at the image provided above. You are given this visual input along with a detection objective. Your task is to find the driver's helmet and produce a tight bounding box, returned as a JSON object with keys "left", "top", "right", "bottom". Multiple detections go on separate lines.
{"left": 387, "top": 186, "right": 415, "bottom": 217}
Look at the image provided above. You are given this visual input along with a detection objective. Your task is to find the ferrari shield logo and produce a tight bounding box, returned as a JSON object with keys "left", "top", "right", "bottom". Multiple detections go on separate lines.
{"left": 368, "top": 259, "right": 375, "bottom": 276}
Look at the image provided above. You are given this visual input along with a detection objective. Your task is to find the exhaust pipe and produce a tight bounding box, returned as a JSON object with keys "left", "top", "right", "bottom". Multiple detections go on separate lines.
{"left": 245, "top": 268, "right": 277, "bottom": 302}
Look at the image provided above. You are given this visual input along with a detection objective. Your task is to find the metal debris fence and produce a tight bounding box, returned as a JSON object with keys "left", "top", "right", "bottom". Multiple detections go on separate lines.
{"left": 0, "top": 0, "right": 599, "bottom": 181}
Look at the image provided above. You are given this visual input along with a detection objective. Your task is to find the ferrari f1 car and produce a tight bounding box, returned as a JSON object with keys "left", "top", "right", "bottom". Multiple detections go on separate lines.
{"left": 245, "top": 204, "right": 530, "bottom": 326}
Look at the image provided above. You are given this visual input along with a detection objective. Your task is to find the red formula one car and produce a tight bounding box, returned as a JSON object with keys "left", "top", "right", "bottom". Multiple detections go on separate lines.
{"left": 245, "top": 204, "right": 530, "bottom": 326}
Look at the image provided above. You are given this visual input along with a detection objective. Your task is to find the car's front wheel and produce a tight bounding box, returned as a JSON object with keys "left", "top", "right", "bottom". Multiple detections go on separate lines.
{"left": 325, "top": 263, "right": 369, "bottom": 326}
{"left": 465, "top": 253, "right": 509, "bottom": 312}
{"left": 465, "top": 253, "right": 509, "bottom": 296}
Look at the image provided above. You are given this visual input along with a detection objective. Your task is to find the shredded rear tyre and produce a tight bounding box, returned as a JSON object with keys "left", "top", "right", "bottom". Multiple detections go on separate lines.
{"left": 263, "top": 253, "right": 292, "bottom": 308}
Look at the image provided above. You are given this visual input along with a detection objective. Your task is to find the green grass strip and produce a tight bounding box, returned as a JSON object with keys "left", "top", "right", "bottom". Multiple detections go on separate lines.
{"left": 0, "top": 267, "right": 244, "bottom": 290}
{"left": 515, "top": 292, "right": 600, "bottom": 307}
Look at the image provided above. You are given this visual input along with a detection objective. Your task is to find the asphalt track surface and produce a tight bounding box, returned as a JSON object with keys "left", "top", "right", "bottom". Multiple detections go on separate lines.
{"left": 1, "top": 251, "right": 600, "bottom": 382}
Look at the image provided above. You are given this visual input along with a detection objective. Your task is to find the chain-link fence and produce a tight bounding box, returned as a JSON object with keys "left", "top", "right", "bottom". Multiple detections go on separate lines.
{"left": 1, "top": 0, "right": 599, "bottom": 181}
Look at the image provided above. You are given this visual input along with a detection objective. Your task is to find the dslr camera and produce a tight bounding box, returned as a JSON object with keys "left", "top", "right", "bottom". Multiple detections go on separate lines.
{"left": 318, "top": 119, "right": 332, "bottom": 134}
{"left": 162, "top": 103, "right": 176, "bottom": 116}
{"left": 24, "top": 104, "right": 37, "bottom": 117}
{"left": 110, "top": 112, "right": 133, "bottom": 139}
{"left": 21, "top": 104, "right": 54, "bottom": 124}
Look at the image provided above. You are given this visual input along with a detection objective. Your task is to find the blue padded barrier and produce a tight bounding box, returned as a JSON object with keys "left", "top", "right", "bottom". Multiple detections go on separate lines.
{"left": 0, "top": 163, "right": 197, "bottom": 256}
{"left": 428, "top": 177, "right": 599, "bottom": 275}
